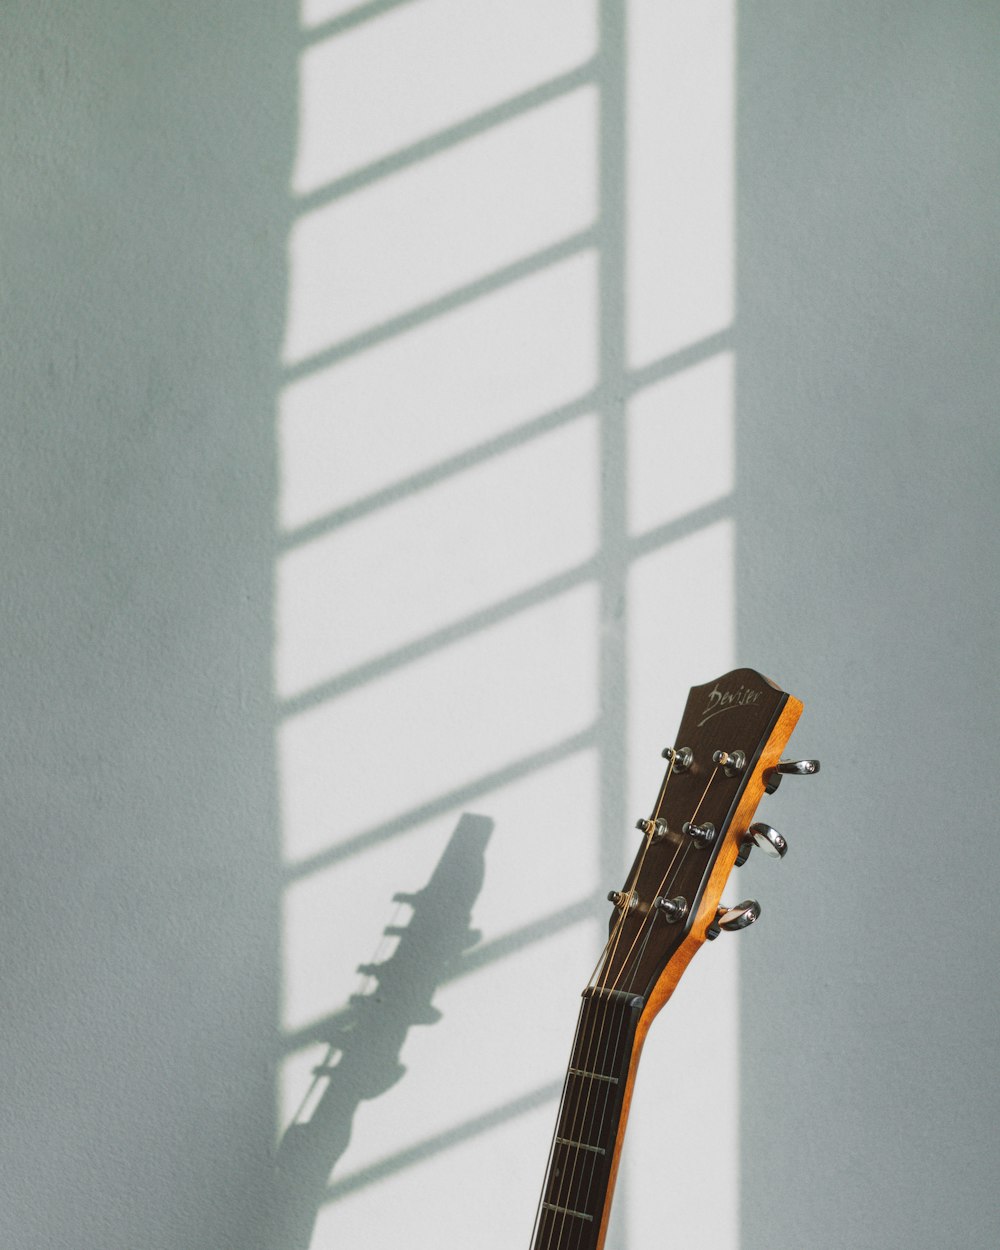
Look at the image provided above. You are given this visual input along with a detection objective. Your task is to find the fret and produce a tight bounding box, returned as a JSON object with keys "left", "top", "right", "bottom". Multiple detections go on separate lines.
{"left": 555, "top": 1137, "right": 605, "bottom": 1156}
{"left": 560, "top": 1074, "right": 623, "bottom": 1146}
{"left": 531, "top": 993, "right": 643, "bottom": 1250}
{"left": 537, "top": 1202, "right": 594, "bottom": 1250}
{"left": 542, "top": 1140, "right": 603, "bottom": 1214}
{"left": 542, "top": 1203, "right": 593, "bottom": 1222}
{"left": 567, "top": 1067, "right": 618, "bottom": 1085}
{"left": 581, "top": 986, "right": 643, "bottom": 1008}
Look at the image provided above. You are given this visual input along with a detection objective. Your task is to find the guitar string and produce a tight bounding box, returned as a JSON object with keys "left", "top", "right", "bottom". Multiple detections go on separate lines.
{"left": 561, "top": 748, "right": 750, "bottom": 1245}
{"left": 544, "top": 824, "right": 660, "bottom": 1250}
{"left": 543, "top": 756, "right": 679, "bottom": 1250}
{"left": 572, "top": 763, "right": 724, "bottom": 1242}
{"left": 546, "top": 755, "right": 712, "bottom": 1250}
{"left": 575, "top": 993, "right": 631, "bottom": 1249}
{"left": 594, "top": 761, "right": 717, "bottom": 1001}
{"left": 535, "top": 990, "right": 612, "bottom": 1245}
{"left": 540, "top": 758, "right": 725, "bottom": 1248}
{"left": 527, "top": 996, "right": 588, "bottom": 1250}
{"left": 607, "top": 763, "right": 719, "bottom": 1004}
{"left": 534, "top": 830, "right": 658, "bottom": 1250}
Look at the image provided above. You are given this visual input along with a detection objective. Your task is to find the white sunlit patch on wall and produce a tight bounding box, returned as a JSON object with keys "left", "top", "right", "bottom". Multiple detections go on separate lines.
{"left": 282, "top": 87, "right": 598, "bottom": 366}
{"left": 277, "top": 254, "right": 599, "bottom": 534}
{"left": 627, "top": 352, "right": 734, "bottom": 534}
{"left": 627, "top": 0, "right": 735, "bottom": 365}
{"left": 615, "top": 0, "right": 737, "bottom": 1244}
{"left": 276, "top": 586, "right": 600, "bottom": 866}
{"left": 293, "top": 0, "right": 597, "bottom": 192}
{"left": 275, "top": 417, "right": 600, "bottom": 702}
{"left": 276, "top": 0, "right": 738, "bottom": 1246}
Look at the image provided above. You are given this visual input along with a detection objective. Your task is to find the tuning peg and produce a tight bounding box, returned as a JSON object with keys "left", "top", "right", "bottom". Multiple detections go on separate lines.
{"left": 719, "top": 899, "right": 761, "bottom": 930}
{"left": 661, "top": 745, "right": 694, "bottom": 772}
{"left": 735, "top": 821, "right": 789, "bottom": 866}
{"left": 763, "top": 758, "right": 820, "bottom": 794}
{"left": 653, "top": 895, "right": 689, "bottom": 923}
{"left": 635, "top": 816, "right": 669, "bottom": 840}
{"left": 705, "top": 899, "right": 762, "bottom": 940}
{"left": 608, "top": 890, "right": 638, "bottom": 912}
{"left": 682, "top": 820, "right": 716, "bottom": 847}
{"left": 713, "top": 748, "right": 746, "bottom": 777}
{"left": 720, "top": 900, "right": 760, "bottom": 930}
{"left": 750, "top": 821, "right": 788, "bottom": 858}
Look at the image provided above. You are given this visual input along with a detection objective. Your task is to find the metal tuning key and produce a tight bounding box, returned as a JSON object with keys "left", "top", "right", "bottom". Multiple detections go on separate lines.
{"left": 763, "top": 758, "right": 820, "bottom": 794}
{"left": 661, "top": 745, "right": 694, "bottom": 772}
{"left": 653, "top": 895, "right": 689, "bottom": 923}
{"left": 635, "top": 817, "right": 669, "bottom": 841}
{"left": 718, "top": 899, "right": 762, "bottom": 931}
{"left": 736, "top": 821, "right": 789, "bottom": 866}
{"left": 608, "top": 890, "right": 638, "bottom": 912}
{"left": 706, "top": 899, "right": 762, "bottom": 939}
{"left": 713, "top": 748, "right": 746, "bottom": 777}
{"left": 749, "top": 821, "right": 788, "bottom": 858}
{"left": 705, "top": 900, "right": 760, "bottom": 940}
{"left": 682, "top": 820, "right": 716, "bottom": 848}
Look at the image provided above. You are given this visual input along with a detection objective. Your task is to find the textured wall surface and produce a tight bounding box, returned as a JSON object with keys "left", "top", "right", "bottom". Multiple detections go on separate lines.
{"left": 0, "top": 5, "right": 294, "bottom": 1248}
{"left": 1, "top": 3, "right": 997, "bottom": 1250}
{"left": 736, "top": 4, "right": 1000, "bottom": 1248}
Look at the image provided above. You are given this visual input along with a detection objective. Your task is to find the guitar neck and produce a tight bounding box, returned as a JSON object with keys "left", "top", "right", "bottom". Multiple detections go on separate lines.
{"left": 530, "top": 989, "right": 646, "bottom": 1250}
{"left": 526, "top": 668, "right": 815, "bottom": 1248}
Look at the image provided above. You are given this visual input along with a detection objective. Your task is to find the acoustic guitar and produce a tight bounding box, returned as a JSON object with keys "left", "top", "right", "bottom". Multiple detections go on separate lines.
{"left": 528, "top": 667, "right": 818, "bottom": 1250}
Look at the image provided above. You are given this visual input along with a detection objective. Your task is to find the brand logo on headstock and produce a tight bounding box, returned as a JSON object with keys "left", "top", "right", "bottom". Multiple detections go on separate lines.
{"left": 698, "top": 683, "right": 761, "bottom": 727}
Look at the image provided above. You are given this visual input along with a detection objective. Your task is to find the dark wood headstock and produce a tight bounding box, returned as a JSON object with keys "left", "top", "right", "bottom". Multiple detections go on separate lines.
{"left": 530, "top": 669, "right": 812, "bottom": 1250}
{"left": 593, "top": 668, "right": 802, "bottom": 1016}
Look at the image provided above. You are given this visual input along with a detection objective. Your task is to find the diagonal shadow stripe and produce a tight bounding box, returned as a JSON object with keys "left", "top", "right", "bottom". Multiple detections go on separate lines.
{"left": 627, "top": 495, "right": 733, "bottom": 559}
{"left": 280, "top": 498, "right": 733, "bottom": 728}
{"left": 297, "top": 63, "right": 598, "bottom": 214}
{"left": 279, "top": 558, "right": 598, "bottom": 718}
{"left": 279, "top": 390, "right": 598, "bottom": 552}
{"left": 302, "top": 0, "right": 420, "bottom": 43}
{"left": 282, "top": 727, "right": 597, "bottom": 883}
{"left": 278, "top": 329, "right": 732, "bottom": 553}
{"left": 625, "top": 327, "right": 733, "bottom": 394}
{"left": 282, "top": 230, "right": 597, "bottom": 384}
{"left": 322, "top": 1080, "right": 563, "bottom": 1204}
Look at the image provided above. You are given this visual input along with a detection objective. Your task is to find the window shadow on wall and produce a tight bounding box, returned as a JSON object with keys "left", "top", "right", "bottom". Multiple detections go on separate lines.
{"left": 274, "top": 2, "right": 740, "bottom": 1248}
{"left": 0, "top": 3, "right": 748, "bottom": 1249}
{"left": 270, "top": 813, "right": 493, "bottom": 1250}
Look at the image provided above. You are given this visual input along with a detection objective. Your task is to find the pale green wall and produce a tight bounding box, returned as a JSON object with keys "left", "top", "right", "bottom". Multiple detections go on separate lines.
{"left": 736, "top": 4, "right": 1000, "bottom": 1247}
{"left": 1, "top": 3, "right": 997, "bottom": 1250}
{"left": 0, "top": 5, "right": 293, "bottom": 1247}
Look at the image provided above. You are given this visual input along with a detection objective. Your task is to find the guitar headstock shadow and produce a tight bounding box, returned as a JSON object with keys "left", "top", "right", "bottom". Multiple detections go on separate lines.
{"left": 269, "top": 812, "right": 492, "bottom": 1249}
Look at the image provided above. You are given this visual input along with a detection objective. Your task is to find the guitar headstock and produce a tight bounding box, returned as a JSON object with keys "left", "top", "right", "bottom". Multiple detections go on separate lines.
{"left": 592, "top": 668, "right": 817, "bottom": 1018}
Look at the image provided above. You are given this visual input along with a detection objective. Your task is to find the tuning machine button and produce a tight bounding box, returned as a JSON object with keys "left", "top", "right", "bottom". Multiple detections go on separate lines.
{"left": 635, "top": 817, "right": 669, "bottom": 841}
{"left": 763, "top": 758, "right": 820, "bottom": 795}
{"left": 682, "top": 820, "right": 716, "bottom": 848}
{"left": 608, "top": 890, "right": 638, "bottom": 912}
{"left": 706, "top": 899, "right": 762, "bottom": 940}
{"left": 713, "top": 749, "right": 746, "bottom": 777}
{"left": 661, "top": 746, "right": 694, "bottom": 772}
{"left": 653, "top": 895, "right": 689, "bottom": 923}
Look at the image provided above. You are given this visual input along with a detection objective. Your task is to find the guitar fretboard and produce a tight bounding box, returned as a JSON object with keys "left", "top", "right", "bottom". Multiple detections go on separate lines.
{"left": 530, "top": 988, "right": 643, "bottom": 1250}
